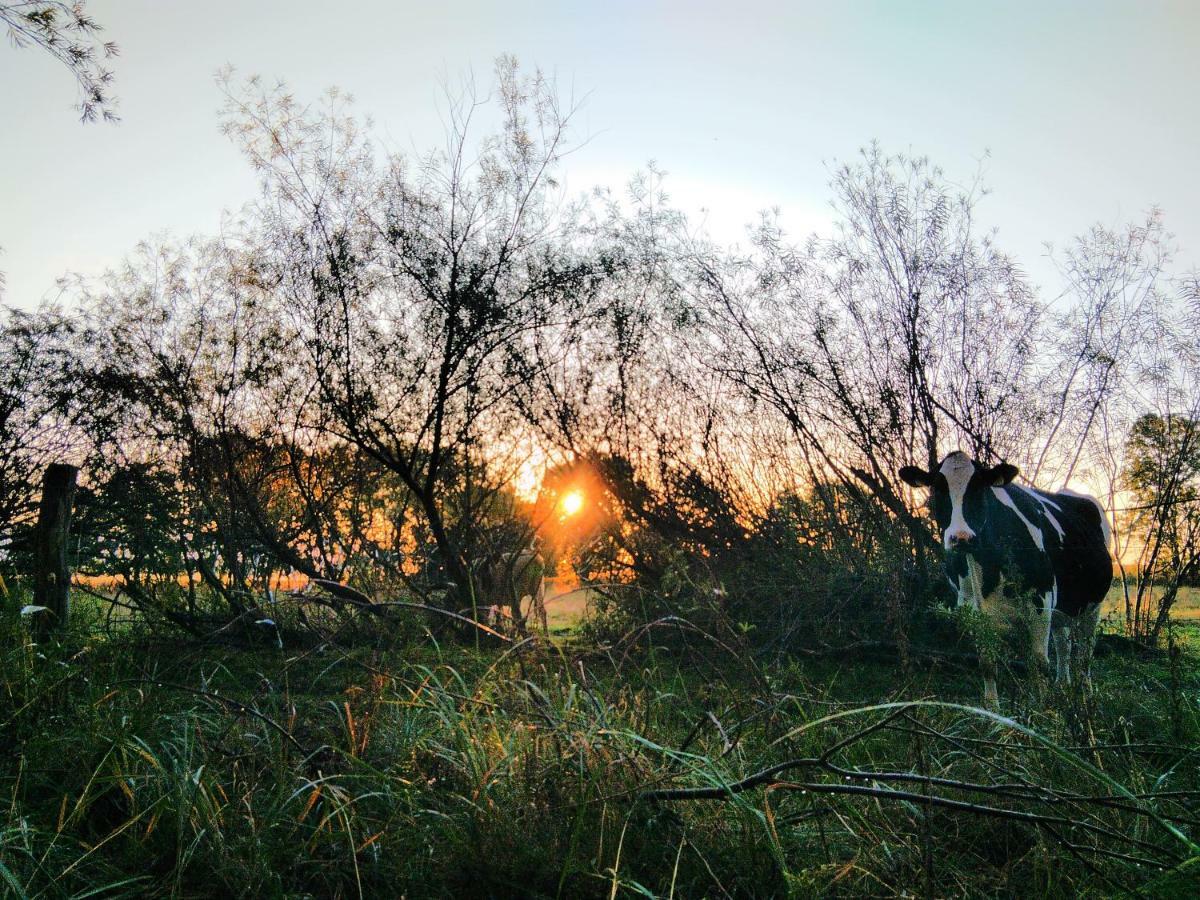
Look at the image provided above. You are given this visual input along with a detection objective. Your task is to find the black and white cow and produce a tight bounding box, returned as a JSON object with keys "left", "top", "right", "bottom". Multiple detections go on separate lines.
{"left": 899, "top": 451, "right": 1113, "bottom": 706}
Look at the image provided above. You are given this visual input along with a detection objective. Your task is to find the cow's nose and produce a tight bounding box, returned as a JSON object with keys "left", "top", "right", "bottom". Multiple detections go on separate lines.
{"left": 947, "top": 529, "right": 974, "bottom": 547}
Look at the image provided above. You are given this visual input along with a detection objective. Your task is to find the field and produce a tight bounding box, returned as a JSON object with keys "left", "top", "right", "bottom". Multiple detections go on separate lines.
{"left": 542, "top": 580, "right": 600, "bottom": 630}
{"left": 1102, "top": 585, "right": 1200, "bottom": 623}
{"left": 546, "top": 583, "right": 1200, "bottom": 635}
{"left": 1, "top": 592, "right": 1198, "bottom": 898}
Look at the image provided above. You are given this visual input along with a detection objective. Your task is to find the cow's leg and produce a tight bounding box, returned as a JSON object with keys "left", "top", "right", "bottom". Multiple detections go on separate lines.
{"left": 509, "top": 591, "right": 526, "bottom": 635}
{"left": 1031, "top": 590, "right": 1054, "bottom": 673}
{"left": 499, "top": 569, "right": 525, "bottom": 635}
{"left": 1051, "top": 622, "right": 1072, "bottom": 684}
{"left": 956, "top": 562, "right": 1002, "bottom": 707}
{"left": 982, "top": 660, "right": 1000, "bottom": 709}
{"left": 977, "top": 603, "right": 999, "bottom": 707}
{"left": 1072, "top": 603, "right": 1101, "bottom": 687}
{"left": 533, "top": 581, "right": 548, "bottom": 633}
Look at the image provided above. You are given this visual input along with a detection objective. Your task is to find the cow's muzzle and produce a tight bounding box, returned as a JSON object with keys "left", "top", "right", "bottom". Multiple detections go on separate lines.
{"left": 946, "top": 529, "right": 975, "bottom": 549}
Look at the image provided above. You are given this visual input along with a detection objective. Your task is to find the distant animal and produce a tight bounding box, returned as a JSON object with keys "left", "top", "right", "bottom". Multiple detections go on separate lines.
{"left": 472, "top": 547, "right": 548, "bottom": 635}
{"left": 899, "top": 451, "right": 1113, "bottom": 706}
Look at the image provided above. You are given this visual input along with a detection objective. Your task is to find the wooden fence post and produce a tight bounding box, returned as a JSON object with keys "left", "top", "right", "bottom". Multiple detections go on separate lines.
{"left": 31, "top": 463, "right": 79, "bottom": 642}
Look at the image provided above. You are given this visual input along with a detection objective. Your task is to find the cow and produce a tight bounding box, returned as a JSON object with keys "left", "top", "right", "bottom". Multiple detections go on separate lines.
{"left": 898, "top": 451, "right": 1113, "bottom": 706}
{"left": 472, "top": 547, "right": 548, "bottom": 635}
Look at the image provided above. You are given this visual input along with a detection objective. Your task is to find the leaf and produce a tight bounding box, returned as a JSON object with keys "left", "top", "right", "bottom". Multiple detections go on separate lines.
{"left": 0, "top": 858, "right": 29, "bottom": 899}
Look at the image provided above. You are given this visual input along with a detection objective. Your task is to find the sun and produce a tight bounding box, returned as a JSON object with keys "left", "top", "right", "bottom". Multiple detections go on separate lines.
{"left": 561, "top": 489, "right": 584, "bottom": 516}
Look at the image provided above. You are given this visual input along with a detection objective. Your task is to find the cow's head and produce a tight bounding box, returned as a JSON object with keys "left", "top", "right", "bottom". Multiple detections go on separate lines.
{"left": 898, "top": 451, "right": 1019, "bottom": 551}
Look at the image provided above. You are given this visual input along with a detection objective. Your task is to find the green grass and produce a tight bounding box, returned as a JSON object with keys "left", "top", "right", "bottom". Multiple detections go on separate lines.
{"left": 1, "top": 597, "right": 1198, "bottom": 898}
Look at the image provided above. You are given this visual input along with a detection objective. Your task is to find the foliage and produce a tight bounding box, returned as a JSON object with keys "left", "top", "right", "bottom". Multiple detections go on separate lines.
{"left": 73, "top": 462, "right": 185, "bottom": 580}
{"left": 0, "top": 1, "right": 118, "bottom": 122}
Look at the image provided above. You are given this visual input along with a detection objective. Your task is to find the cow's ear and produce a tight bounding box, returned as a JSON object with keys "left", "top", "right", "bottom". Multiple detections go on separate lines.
{"left": 989, "top": 463, "right": 1019, "bottom": 486}
{"left": 898, "top": 466, "right": 934, "bottom": 488}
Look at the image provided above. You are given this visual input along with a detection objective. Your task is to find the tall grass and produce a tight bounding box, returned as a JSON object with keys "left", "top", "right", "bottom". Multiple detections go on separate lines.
{"left": 1, "top": 596, "right": 1198, "bottom": 897}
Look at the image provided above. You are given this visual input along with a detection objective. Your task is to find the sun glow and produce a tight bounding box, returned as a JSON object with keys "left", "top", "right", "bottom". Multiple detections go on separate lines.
{"left": 561, "top": 490, "right": 584, "bottom": 516}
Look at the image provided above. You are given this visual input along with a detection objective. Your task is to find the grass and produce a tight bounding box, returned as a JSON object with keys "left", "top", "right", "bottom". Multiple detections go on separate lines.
{"left": 1, "top": 595, "right": 1198, "bottom": 898}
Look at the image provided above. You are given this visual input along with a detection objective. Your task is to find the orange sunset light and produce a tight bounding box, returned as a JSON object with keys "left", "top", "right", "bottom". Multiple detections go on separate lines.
{"left": 561, "top": 490, "right": 585, "bottom": 516}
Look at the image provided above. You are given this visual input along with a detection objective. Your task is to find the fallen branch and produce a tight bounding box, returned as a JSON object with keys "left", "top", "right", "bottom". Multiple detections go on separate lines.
{"left": 644, "top": 776, "right": 1176, "bottom": 866}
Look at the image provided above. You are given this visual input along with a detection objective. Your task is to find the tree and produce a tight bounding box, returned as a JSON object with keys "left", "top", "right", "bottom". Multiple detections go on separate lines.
{"left": 75, "top": 238, "right": 304, "bottom": 620}
{"left": 1122, "top": 412, "right": 1200, "bottom": 641}
{"left": 1, "top": 1, "right": 118, "bottom": 122}
{"left": 0, "top": 307, "right": 77, "bottom": 570}
{"left": 686, "top": 147, "right": 1042, "bottom": 621}
{"left": 87, "top": 59, "right": 612, "bottom": 616}
{"left": 1031, "top": 211, "right": 1171, "bottom": 489}
{"left": 1126, "top": 414, "right": 1200, "bottom": 511}
{"left": 73, "top": 460, "right": 185, "bottom": 583}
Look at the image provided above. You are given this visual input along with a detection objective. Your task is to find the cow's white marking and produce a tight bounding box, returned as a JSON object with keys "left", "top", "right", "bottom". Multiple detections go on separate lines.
{"left": 1031, "top": 488, "right": 1063, "bottom": 511}
{"left": 991, "top": 487, "right": 1045, "bottom": 551}
{"left": 1042, "top": 508, "right": 1065, "bottom": 540}
{"left": 1018, "top": 485, "right": 1065, "bottom": 539}
{"left": 980, "top": 573, "right": 1013, "bottom": 617}
{"left": 941, "top": 452, "right": 976, "bottom": 549}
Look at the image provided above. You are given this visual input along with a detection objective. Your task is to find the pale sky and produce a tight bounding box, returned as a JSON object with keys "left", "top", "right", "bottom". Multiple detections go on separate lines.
{"left": 2, "top": 0, "right": 1197, "bottom": 309}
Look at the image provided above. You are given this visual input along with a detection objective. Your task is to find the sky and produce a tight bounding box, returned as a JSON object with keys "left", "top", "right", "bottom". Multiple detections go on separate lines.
{"left": 2, "top": 0, "right": 1198, "bottom": 310}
